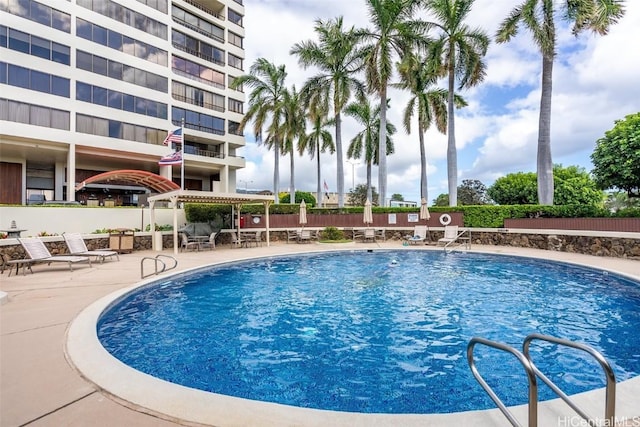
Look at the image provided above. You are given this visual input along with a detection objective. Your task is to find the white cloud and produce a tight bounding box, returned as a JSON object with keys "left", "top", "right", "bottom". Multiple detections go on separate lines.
{"left": 239, "top": 0, "right": 640, "bottom": 204}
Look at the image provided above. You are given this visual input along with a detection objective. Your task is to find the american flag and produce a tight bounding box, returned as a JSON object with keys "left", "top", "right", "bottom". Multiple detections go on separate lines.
{"left": 163, "top": 127, "right": 182, "bottom": 146}
{"left": 158, "top": 151, "right": 182, "bottom": 166}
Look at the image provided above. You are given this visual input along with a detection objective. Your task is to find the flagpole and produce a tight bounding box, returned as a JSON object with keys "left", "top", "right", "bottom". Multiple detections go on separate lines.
{"left": 180, "top": 118, "right": 185, "bottom": 191}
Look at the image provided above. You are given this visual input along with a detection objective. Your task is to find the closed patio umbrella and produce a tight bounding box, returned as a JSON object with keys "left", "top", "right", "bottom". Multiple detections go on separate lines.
{"left": 363, "top": 198, "right": 373, "bottom": 225}
{"left": 419, "top": 197, "right": 430, "bottom": 221}
{"left": 299, "top": 200, "right": 307, "bottom": 225}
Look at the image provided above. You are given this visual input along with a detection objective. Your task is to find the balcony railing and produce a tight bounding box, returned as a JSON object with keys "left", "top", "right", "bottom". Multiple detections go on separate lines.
{"left": 173, "top": 120, "right": 225, "bottom": 136}
{"left": 172, "top": 17, "right": 224, "bottom": 44}
{"left": 183, "top": 0, "right": 225, "bottom": 20}
{"left": 172, "top": 42, "right": 225, "bottom": 67}
{"left": 172, "top": 93, "right": 225, "bottom": 113}
{"left": 172, "top": 68, "right": 225, "bottom": 90}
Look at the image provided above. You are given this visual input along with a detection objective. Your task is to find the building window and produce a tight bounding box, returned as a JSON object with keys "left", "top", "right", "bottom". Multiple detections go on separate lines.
{"left": 76, "top": 113, "right": 166, "bottom": 144}
{"left": 135, "top": 0, "right": 168, "bottom": 14}
{"left": 76, "top": 51, "right": 168, "bottom": 92}
{"left": 172, "top": 81, "right": 224, "bottom": 112}
{"left": 228, "top": 31, "right": 243, "bottom": 48}
{"left": 228, "top": 53, "right": 243, "bottom": 70}
{"left": 76, "top": 18, "right": 168, "bottom": 66}
{"left": 228, "top": 75, "right": 243, "bottom": 92}
{"left": 0, "top": 98, "right": 69, "bottom": 130}
{"left": 228, "top": 9, "right": 243, "bottom": 27}
{"left": 172, "top": 30, "right": 225, "bottom": 66}
{"left": 77, "top": 0, "right": 167, "bottom": 40}
{"left": 0, "top": 0, "right": 70, "bottom": 33}
{"left": 1, "top": 62, "right": 70, "bottom": 97}
{"left": 172, "top": 107, "right": 225, "bottom": 135}
{"left": 172, "top": 5, "right": 224, "bottom": 43}
{"left": 171, "top": 56, "right": 224, "bottom": 89}
{"left": 1, "top": 26, "right": 72, "bottom": 66}
{"left": 228, "top": 98, "right": 243, "bottom": 114}
{"left": 228, "top": 120, "right": 243, "bottom": 136}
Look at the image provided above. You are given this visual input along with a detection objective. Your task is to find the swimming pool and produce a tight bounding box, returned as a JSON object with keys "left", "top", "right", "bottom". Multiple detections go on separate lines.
{"left": 97, "top": 250, "right": 640, "bottom": 414}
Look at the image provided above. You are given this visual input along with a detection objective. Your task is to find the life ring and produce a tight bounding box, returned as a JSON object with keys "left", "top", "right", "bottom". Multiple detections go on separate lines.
{"left": 439, "top": 214, "right": 452, "bottom": 226}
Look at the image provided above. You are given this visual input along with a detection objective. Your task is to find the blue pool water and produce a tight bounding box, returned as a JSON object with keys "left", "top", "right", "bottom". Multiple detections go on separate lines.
{"left": 98, "top": 251, "right": 640, "bottom": 414}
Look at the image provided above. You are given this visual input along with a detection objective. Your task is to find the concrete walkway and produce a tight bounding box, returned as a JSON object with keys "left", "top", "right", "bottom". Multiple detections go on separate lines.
{"left": 1, "top": 242, "right": 639, "bottom": 427}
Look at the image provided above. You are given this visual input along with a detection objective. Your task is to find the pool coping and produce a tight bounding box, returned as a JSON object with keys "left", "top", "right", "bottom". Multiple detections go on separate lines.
{"left": 65, "top": 247, "right": 640, "bottom": 427}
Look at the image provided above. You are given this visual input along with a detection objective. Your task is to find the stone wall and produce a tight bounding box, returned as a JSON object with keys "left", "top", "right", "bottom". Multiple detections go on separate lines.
{"left": 1, "top": 230, "right": 638, "bottom": 261}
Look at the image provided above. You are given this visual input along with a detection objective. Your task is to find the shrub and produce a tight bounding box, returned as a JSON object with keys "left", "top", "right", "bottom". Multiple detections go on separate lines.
{"left": 320, "top": 226, "right": 344, "bottom": 241}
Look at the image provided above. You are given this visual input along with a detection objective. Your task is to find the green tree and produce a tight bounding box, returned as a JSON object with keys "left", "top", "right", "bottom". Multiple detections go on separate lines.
{"left": 395, "top": 52, "right": 465, "bottom": 203}
{"left": 591, "top": 112, "right": 640, "bottom": 198}
{"left": 496, "top": 0, "right": 625, "bottom": 205}
{"left": 488, "top": 165, "right": 604, "bottom": 205}
{"left": 231, "top": 59, "right": 288, "bottom": 204}
{"left": 358, "top": 0, "right": 430, "bottom": 206}
{"left": 345, "top": 98, "right": 396, "bottom": 203}
{"left": 348, "top": 183, "right": 380, "bottom": 206}
{"left": 282, "top": 85, "right": 307, "bottom": 204}
{"left": 458, "top": 179, "right": 491, "bottom": 205}
{"left": 280, "top": 191, "right": 316, "bottom": 207}
{"left": 432, "top": 193, "right": 449, "bottom": 206}
{"left": 298, "top": 102, "right": 335, "bottom": 208}
{"left": 425, "top": 0, "right": 489, "bottom": 206}
{"left": 291, "top": 17, "right": 366, "bottom": 208}
{"left": 391, "top": 193, "right": 404, "bottom": 201}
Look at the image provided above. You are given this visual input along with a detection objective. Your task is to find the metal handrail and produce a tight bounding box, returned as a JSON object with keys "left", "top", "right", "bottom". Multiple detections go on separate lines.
{"left": 523, "top": 333, "right": 616, "bottom": 427}
{"left": 141, "top": 254, "right": 177, "bottom": 279}
{"left": 468, "top": 337, "right": 538, "bottom": 427}
{"left": 444, "top": 228, "right": 471, "bottom": 253}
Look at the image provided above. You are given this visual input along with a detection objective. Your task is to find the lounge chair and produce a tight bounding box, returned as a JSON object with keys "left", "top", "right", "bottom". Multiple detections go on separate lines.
{"left": 229, "top": 231, "right": 245, "bottom": 248}
{"left": 63, "top": 233, "right": 119, "bottom": 263}
{"left": 297, "top": 229, "right": 312, "bottom": 243}
{"left": 404, "top": 225, "right": 428, "bottom": 245}
{"left": 287, "top": 229, "right": 301, "bottom": 243}
{"left": 437, "top": 225, "right": 459, "bottom": 246}
{"left": 363, "top": 228, "right": 376, "bottom": 242}
{"left": 18, "top": 237, "right": 91, "bottom": 271}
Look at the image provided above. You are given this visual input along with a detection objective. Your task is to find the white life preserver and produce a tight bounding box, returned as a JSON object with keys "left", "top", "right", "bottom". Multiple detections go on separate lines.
{"left": 439, "top": 214, "right": 452, "bottom": 226}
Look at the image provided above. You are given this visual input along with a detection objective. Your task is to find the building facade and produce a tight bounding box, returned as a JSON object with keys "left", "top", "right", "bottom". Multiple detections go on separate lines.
{"left": 0, "top": 0, "right": 246, "bottom": 206}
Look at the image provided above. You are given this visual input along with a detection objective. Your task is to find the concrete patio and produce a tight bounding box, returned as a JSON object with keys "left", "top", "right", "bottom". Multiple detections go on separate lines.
{"left": 1, "top": 242, "right": 639, "bottom": 426}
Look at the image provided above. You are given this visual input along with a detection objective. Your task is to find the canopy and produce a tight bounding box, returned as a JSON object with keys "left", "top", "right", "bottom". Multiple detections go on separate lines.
{"left": 75, "top": 170, "right": 180, "bottom": 193}
{"left": 147, "top": 189, "right": 273, "bottom": 254}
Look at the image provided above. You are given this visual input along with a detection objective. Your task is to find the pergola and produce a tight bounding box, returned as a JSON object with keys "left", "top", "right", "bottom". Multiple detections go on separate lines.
{"left": 147, "top": 189, "right": 274, "bottom": 254}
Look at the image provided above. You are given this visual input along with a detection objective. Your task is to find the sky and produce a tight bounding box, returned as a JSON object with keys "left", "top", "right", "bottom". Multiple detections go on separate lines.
{"left": 235, "top": 0, "right": 640, "bottom": 204}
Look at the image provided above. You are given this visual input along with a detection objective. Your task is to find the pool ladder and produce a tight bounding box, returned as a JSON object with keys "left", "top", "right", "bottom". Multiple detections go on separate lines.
{"left": 467, "top": 333, "right": 616, "bottom": 427}
{"left": 443, "top": 229, "right": 471, "bottom": 253}
{"left": 140, "top": 254, "right": 178, "bottom": 279}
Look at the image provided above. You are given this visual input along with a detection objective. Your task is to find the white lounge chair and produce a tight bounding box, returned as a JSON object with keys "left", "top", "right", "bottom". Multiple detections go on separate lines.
{"left": 405, "top": 225, "right": 428, "bottom": 245}
{"left": 18, "top": 237, "right": 91, "bottom": 271}
{"left": 198, "top": 231, "right": 218, "bottom": 250}
{"left": 437, "top": 225, "right": 460, "bottom": 246}
{"left": 363, "top": 228, "right": 376, "bottom": 242}
{"left": 297, "top": 229, "right": 312, "bottom": 243}
{"left": 63, "top": 233, "right": 119, "bottom": 263}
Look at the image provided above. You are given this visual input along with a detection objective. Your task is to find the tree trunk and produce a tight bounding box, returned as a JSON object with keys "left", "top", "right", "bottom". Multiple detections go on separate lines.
{"left": 447, "top": 54, "right": 457, "bottom": 206}
{"left": 273, "top": 142, "right": 280, "bottom": 204}
{"left": 335, "top": 111, "right": 344, "bottom": 208}
{"left": 537, "top": 53, "right": 554, "bottom": 205}
{"left": 366, "top": 161, "right": 373, "bottom": 203}
{"left": 419, "top": 123, "right": 428, "bottom": 202}
{"left": 378, "top": 84, "right": 388, "bottom": 207}
{"left": 316, "top": 148, "right": 322, "bottom": 208}
{"left": 289, "top": 149, "right": 295, "bottom": 204}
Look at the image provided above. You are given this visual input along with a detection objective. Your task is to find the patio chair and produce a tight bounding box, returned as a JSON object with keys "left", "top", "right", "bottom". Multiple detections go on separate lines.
{"left": 297, "top": 229, "right": 312, "bottom": 243}
{"left": 229, "top": 231, "right": 246, "bottom": 248}
{"left": 17, "top": 237, "right": 91, "bottom": 271}
{"left": 437, "top": 225, "right": 460, "bottom": 246}
{"left": 404, "top": 225, "right": 429, "bottom": 245}
{"left": 198, "top": 231, "right": 218, "bottom": 251}
{"left": 63, "top": 232, "right": 119, "bottom": 263}
{"left": 363, "top": 228, "right": 376, "bottom": 243}
{"left": 180, "top": 233, "right": 200, "bottom": 252}
{"left": 287, "top": 229, "right": 301, "bottom": 243}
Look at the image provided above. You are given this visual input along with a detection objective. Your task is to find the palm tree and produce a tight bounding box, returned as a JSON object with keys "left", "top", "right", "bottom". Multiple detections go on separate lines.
{"left": 394, "top": 52, "right": 466, "bottom": 203}
{"left": 298, "top": 102, "right": 335, "bottom": 207}
{"left": 357, "top": 0, "right": 430, "bottom": 207}
{"left": 291, "top": 17, "right": 366, "bottom": 208}
{"left": 424, "top": 0, "right": 489, "bottom": 206}
{"left": 230, "top": 58, "right": 288, "bottom": 204}
{"left": 496, "top": 0, "right": 624, "bottom": 205}
{"left": 282, "top": 85, "right": 307, "bottom": 204}
{"left": 345, "top": 98, "right": 396, "bottom": 204}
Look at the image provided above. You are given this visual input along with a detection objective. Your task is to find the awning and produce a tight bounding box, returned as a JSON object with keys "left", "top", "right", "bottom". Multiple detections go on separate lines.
{"left": 75, "top": 170, "right": 180, "bottom": 193}
{"left": 147, "top": 189, "right": 274, "bottom": 254}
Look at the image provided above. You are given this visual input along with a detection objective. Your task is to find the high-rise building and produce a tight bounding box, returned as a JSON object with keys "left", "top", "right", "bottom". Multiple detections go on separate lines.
{"left": 0, "top": 0, "right": 246, "bottom": 206}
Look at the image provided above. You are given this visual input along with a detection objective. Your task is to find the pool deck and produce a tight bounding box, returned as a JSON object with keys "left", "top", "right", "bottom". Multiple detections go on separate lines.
{"left": 1, "top": 241, "right": 639, "bottom": 427}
